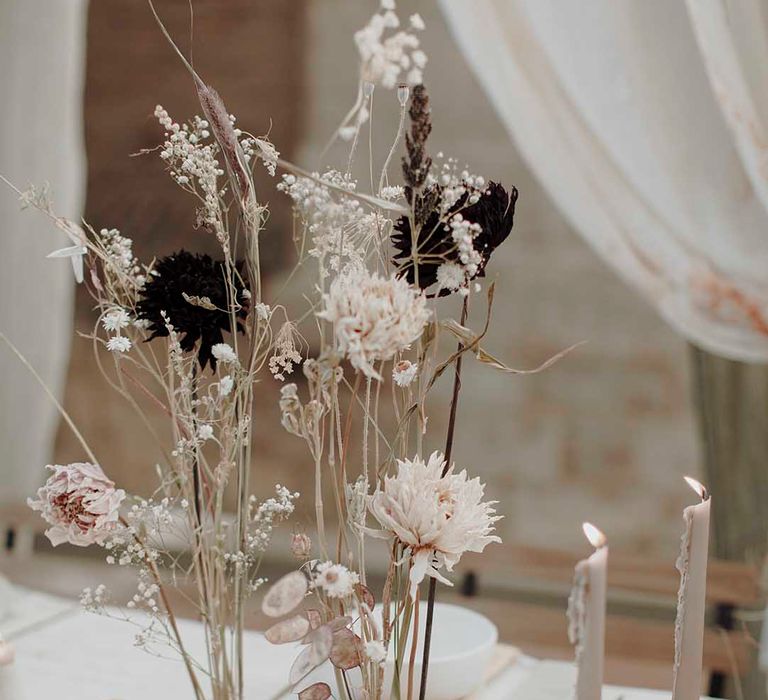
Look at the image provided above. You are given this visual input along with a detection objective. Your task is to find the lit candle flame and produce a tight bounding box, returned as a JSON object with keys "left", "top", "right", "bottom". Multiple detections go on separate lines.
{"left": 683, "top": 476, "right": 709, "bottom": 501}
{"left": 582, "top": 522, "right": 607, "bottom": 549}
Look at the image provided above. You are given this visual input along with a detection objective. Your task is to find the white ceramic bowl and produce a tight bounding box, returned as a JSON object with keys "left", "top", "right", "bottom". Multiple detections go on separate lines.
{"left": 306, "top": 602, "right": 497, "bottom": 700}
{"left": 384, "top": 602, "right": 498, "bottom": 699}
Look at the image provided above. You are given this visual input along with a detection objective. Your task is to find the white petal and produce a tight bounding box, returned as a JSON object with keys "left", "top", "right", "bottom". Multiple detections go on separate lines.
{"left": 46, "top": 244, "right": 86, "bottom": 259}
{"left": 47, "top": 245, "right": 86, "bottom": 284}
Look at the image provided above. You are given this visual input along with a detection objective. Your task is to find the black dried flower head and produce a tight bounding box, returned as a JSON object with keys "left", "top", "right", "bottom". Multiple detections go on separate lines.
{"left": 392, "top": 181, "right": 518, "bottom": 294}
{"left": 136, "top": 250, "right": 248, "bottom": 370}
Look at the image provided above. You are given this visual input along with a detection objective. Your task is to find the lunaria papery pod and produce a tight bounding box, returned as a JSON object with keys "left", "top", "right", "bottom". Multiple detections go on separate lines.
{"left": 261, "top": 571, "right": 308, "bottom": 618}
{"left": 290, "top": 624, "right": 333, "bottom": 684}
{"left": 298, "top": 683, "right": 332, "bottom": 700}
{"left": 329, "top": 628, "right": 364, "bottom": 670}
{"left": 264, "top": 615, "right": 310, "bottom": 644}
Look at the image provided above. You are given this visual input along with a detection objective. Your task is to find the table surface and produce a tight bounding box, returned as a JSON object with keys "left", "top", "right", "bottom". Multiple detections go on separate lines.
{"left": 0, "top": 587, "right": 710, "bottom": 700}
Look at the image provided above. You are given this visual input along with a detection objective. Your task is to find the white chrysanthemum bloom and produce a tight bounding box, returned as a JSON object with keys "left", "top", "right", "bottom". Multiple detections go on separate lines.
{"left": 106, "top": 336, "right": 131, "bottom": 353}
{"left": 392, "top": 359, "right": 418, "bottom": 387}
{"left": 364, "top": 640, "right": 387, "bottom": 664}
{"left": 313, "top": 561, "right": 360, "bottom": 599}
{"left": 211, "top": 342, "right": 238, "bottom": 365}
{"left": 102, "top": 308, "right": 131, "bottom": 332}
{"left": 368, "top": 451, "right": 501, "bottom": 598}
{"left": 318, "top": 268, "right": 430, "bottom": 380}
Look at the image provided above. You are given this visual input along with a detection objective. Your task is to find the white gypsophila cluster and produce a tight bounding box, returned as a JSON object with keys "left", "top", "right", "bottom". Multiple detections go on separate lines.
{"left": 211, "top": 342, "right": 239, "bottom": 366}
{"left": 368, "top": 451, "right": 501, "bottom": 598}
{"left": 428, "top": 156, "right": 487, "bottom": 212}
{"left": 313, "top": 561, "right": 360, "bottom": 599}
{"left": 317, "top": 268, "right": 431, "bottom": 380}
{"left": 436, "top": 262, "right": 466, "bottom": 294}
{"left": 269, "top": 322, "right": 303, "bottom": 381}
{"left": 126, "top": 572, "right": 160, "bottom": 615}
{"left": 378, "top": 185, "right": 405, "bottom": 201}
{"left": 354, "top": 2, "right": 427, "bottom": 89}
{"left": 97, "top": 228, "right": 146, "bottom": 289}
{"left": 197, "top": 424, "right": 214, "bottom": 442}
{"left": 364, "top": 640, "right": 387, "bottom": 664}
{"left": 278, "top": 171, "right": 387, "bottom": 273}
{"left": 124, "top": 497, "right": 174, "bottom": 539}
{"left": 434, "top": 213, "right": 483, "bottom": 296}
{"left": 240, "top": 135, "right": 279, "bottom": 177}
{"left": 254, "top": 302, "right": 271, "bottom": 320}
{"left": 247, "top": 485, "right": 300, "bottom": 554}
{"left": 80, "top": 584, "right": 108, "bottom": 612}
{"left": 219, "top": 375, "right": 234, "bottom": 397}
{"left": 154, "top": 106, "right": 227, "bottom": 232}
{"left": 392, "top": 359, "right": 419, "bottom": 387}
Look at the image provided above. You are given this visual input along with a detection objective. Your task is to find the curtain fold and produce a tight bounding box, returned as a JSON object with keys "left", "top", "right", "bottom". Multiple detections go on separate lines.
{"left": 439, "top": 0, "right": 768, "bottom": 363}
{"left": 0, "top": 1, "right": 88, "bottom": 506}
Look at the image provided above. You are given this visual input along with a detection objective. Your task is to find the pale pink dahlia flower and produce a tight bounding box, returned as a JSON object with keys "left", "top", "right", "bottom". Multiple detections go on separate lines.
{"left": 368, "top": 451, "right": 501, "bottom": 598}
{"left": 27, "top": 462, "right": 125, "bottom": 546}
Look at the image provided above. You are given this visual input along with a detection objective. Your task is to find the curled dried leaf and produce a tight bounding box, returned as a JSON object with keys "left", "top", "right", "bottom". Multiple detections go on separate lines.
{"left": 329, "top": 628, "right": 364, "bottom": 670}
{"left": 261, "top": 571, "right": 308, "bottom": 618}
{"left": 475, "top": 341, "right": 585, "bottom": 375}
{"left": 355, "top": 584, "right": 375, "bottom": 610}
{"left": 265, "top": 615, "right": 310, "bottom": 644}
{"left": 182, "top": 292, "right": 217, "bottom": 310}
{"left": 298, "top": 683, "right": 332, "bottom": 700}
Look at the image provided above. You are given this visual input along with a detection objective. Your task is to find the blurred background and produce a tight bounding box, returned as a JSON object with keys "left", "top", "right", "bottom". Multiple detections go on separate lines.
{"left": 3, "top": 1, "right": 768, "bottom": 697}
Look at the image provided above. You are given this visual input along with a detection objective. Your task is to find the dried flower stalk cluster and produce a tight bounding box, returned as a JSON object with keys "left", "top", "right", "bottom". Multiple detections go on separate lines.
{"left": 2, "top": 3, "right": 560, "bottom": 699}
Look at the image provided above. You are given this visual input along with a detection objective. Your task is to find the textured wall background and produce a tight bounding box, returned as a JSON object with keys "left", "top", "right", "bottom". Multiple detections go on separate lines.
{"left": 53, "top": 0, "right": 701, "bottom": 559}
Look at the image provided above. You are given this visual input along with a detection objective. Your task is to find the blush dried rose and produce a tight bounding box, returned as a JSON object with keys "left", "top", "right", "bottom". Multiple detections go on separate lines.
{"left": 27, "top": 462, "right": 125, "bottom": 547}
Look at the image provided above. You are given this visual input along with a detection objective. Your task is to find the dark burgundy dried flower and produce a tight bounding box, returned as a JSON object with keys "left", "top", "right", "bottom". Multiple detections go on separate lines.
{"left": 136, "top": 250, "right": 248, "bottom": 370}
{"left": 392, "top": 181, "right": 518, "bottom": 294}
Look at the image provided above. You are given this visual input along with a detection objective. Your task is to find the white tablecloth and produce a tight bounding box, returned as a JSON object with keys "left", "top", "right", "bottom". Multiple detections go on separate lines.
{"left": 0, "top": 588, "right": 707, "bottom": 699}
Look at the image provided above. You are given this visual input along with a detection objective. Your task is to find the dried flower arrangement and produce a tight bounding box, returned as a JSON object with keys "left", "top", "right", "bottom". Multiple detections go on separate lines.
{"left": 2, "top": 2, "right": 574, "bottom": 699}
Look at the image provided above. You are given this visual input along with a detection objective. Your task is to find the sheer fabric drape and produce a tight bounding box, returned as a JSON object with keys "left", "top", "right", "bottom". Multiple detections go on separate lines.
{"left": 439, "top": 0, "right": 768, "bottom": 362}
{"left": 0, "top": 1, "right": 87, "bottom": 507}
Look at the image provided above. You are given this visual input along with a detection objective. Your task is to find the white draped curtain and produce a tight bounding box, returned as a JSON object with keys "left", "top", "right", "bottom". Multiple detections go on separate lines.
{"left": 439, "top": 0, "right": 768, "bottom": 363}
{"left": 0, "top": 1, "right": 88, "bottom": 508}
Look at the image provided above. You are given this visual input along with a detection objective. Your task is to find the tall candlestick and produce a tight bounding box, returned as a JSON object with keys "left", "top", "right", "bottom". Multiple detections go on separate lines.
{"left": 672, "top": 476, "right": 711, "bottom": 700}
{"left": 567, "top": 522, "right": 608, "bottom": 700}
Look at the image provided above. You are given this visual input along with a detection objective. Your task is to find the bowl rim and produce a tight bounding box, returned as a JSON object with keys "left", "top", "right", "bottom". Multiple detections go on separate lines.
{"left": 394, "top": 602, "right": 499, "bottom": 666}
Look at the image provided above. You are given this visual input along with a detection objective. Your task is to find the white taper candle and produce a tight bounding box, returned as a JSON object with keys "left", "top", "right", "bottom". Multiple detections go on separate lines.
{"left": 672, "top": 476, "right": 711, "bottom": 700}
{"left": 568, "top": 522, "right": 608, "bottom": 700}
